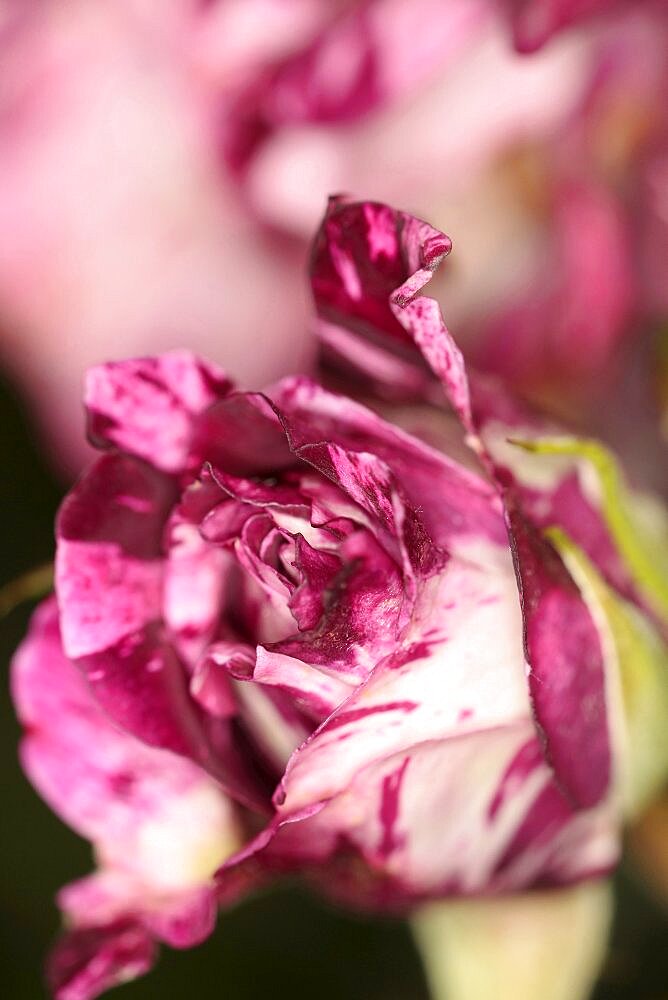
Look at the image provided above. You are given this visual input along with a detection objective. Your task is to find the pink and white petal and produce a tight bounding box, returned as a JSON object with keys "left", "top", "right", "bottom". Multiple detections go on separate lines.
{"left": 85, "top": 352, "right": 233, "bottom": 474}
{"left": 191, "top": 643, "right": 249, "bottom": 717}
{"left": 274, "top": 543, "right": 531, "bottom": 816}
{"left": 253, "top": 647, "right": 354, "bottom": 721}
{"left": 47, "top": 919, "right": 156, "bottom": 1000}
{"left": 56, "top": 453, "right": 175, "bottom": 659}
{"left": 163, "top": 517, "right": 228, "bottom": 666}
{"left": 232, "top": 562, "right": 618, "bottom": 893}
{"left": 275, "top": 725, "right": 616, "bottom": 896}
{"left": 142, "top": 885, "right": 218, "bottom": 949}
{"left": 13, "top": 600, "right": 242, "bottom": 865}
{"left": 58, "top": 870, "right": 219, "bottom": 950}
{"left": 311, "top": 198, "right": 448, "bottom": 356}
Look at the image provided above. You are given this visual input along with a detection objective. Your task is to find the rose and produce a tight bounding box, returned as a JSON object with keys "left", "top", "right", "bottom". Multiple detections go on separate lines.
{"left": 13, "top": 199, "right": 668, "bottom": 999}
{"left": 1, "top": 0, "right": 665, "bottom": 472}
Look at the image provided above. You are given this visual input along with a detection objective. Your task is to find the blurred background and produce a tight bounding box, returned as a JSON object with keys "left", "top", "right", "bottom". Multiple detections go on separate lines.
{"left": 1, "top": 1, "right": 667, "bottom": 996}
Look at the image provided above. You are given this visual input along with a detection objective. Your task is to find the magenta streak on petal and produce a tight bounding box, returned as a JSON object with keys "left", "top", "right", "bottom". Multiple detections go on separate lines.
{"left": 378, "top": 757, "right": 410, "bottom": 859}
{"left": 493, "top": 779, "right": 574, "bottom": 878}
{"left": 383, "top": 640, "right": 437, "bottom": 670}
{"left": 321, "top": 701, "right": 419, "bottom": 733}
{"left": 487, "top": 738, "right": 543, "bottom": 821}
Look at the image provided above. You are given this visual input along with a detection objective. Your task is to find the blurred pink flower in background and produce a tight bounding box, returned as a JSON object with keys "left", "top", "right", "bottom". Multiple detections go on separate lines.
{"left": 0, "top": 0, "right": 666, "bottom": 472}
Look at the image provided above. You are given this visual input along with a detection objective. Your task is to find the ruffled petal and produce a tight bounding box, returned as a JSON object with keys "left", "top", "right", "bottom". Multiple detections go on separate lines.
{"left": 272, "top": 376, "right": 506, "bottom": 550}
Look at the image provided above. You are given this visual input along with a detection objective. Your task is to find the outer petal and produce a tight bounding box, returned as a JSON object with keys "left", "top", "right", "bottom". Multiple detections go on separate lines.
{"left": 12, "top": 598, "right": 243, "bottom": 998}
{"left": 505, "top": 502, "right": 610, "bottom": 807}
{"left": 47, "top": 920, "right": 155, "bottom": 1000}
{"left": 55, "top": 452, "right": 175, "bottom": 659}
{"left": 12, "top": 600, "right": 240, "bottom": 886}
{"left": 503, "top": 436, "right": 668, "bottom": 623}
{"left": 58, "top": 873, "right": 218, "bottom": 950}
{"left": 85, "top": 351, "right": 233, "bottom": 474}
{"left": 550, "top": 529, "right": 668, "bottom": 817}
{"left": 311, "top": 197, "right": 452, "bottom": 368}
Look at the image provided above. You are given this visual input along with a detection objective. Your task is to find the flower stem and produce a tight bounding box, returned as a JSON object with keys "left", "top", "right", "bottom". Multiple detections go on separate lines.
{"left": 0, "top": 562, "right": 53, "bottom": 618}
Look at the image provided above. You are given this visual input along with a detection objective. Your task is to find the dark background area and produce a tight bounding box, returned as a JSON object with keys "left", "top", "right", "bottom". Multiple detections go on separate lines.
{"left": 1, "top": 373, "right": 667, "bottom": 999}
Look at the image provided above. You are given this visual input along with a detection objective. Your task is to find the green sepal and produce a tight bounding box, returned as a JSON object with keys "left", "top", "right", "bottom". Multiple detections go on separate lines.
{"left": 547, "top": 527, "right": 668, "bottom": 818}
{"left": 509, "top": 436, "right": 668, "bottom": 623}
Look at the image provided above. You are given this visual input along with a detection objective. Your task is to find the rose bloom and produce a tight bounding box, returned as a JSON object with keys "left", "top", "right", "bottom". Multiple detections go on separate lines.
{"left": 12, "top": 199, "right": 668, "bottom": 1000}
{"left": 0, "top": 0, "right": 666, "bottom": 472}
